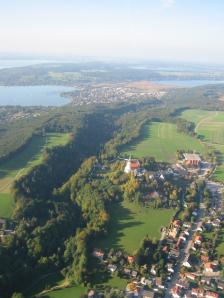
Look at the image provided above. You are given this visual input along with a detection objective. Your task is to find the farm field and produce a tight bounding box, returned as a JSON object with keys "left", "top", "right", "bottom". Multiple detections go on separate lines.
{"left": 0, "top": 133, "right": 70, "bottom": 218}
{"left": 181, "top": 109, "right": 224, "bottom": 182}
{"left": 96, "top": 200, "right": 175, "bottom": 254}
{"left": 122, "top": 122, "right": 206, "bottom": 163}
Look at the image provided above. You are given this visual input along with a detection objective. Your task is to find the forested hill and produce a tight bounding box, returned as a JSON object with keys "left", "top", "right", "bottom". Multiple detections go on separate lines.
{"left": 163, "top": 83, "right": 224, "bottom": 111}
{"left": 0, "top": 62, "right": 224, "bottom": 86}
{"left": 0, "top": 101, "right": 160, "bottom": 297}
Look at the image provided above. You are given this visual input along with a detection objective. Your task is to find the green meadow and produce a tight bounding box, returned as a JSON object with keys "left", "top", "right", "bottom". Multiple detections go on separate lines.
{"left": 96, "top": 200, "right": 175, "bottom": 254}
{"left": 47, "top": 286, "right": 86, "bottom": 298}
{"left": 0, "top": 133, "right": 70, "bottom": 218}
{"left": 122, "top": 122, "right": 206, "bottom": 163}
{"left": 181, "top": 109, "right": 224, "bottom": 182}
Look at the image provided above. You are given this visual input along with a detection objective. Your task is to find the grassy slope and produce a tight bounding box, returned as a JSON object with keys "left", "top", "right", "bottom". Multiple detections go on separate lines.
{"left": 122, "top": 122, "right": 206, "bottom": 163}
{"left": 96, "top": 201, "right": 175, "bottom": 254}
{"left": 0, "top": 193, "right": 14, "bottom": 218}
{"left": 47, "top": 286, "right": 86, "bottom": 298}
{"left": 0, "top": 133, "right": 70, "bottom": 218}
{"left": 181, "top": 109, "right": 224, "bottom": 182}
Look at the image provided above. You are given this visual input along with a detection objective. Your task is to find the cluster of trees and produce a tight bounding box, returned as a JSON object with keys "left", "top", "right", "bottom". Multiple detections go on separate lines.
{"left": 134, "top": 236, "right": 167, "bottom": 277}
{"left": 58, "top": 157, "right": 119, "bottom": 284}
{"left": 176, "top": 118, "right": 195, "bottom": 136}
{"left": 180, "top": 179, "right": 205, "bottom": 222}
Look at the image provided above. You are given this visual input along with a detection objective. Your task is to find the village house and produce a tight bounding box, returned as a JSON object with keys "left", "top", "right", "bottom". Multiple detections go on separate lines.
{"left": 191, "top": 288, "right": 205, "bottom": 297}
{"left": 168, "top": 227, "right": 178, "bottom": 239}
{"left": 183, "top": 255, "right": 192, "bottom": 268}
{"left": 150, "top": 265, "right": 157, "bottom": 276}
{"left": 127, "top": 255, "right": 134, "bottom": 264}
{"left": 185, "top": 272, "right": 196, "bottom": 281}
{"left": 108, "top": 264, "right": 117, "bottom": 273}
{"left": 183, "top": 153, "right": 201, "bottom": 167}
{"left": 217, "top": 279, "right": 224, "bottom": 291}
{"left": 123, "top": 268, "right": 131, "bottom": 276}
{"left": 93, "top": 248, "right": 105, "bottom": 260}
{"left": 204, "top": 262, "right": 217, "bottom": 273}
{"left": 201, "top": 255, "right": 209, "bottom": 263}
{"left": 171, "top": 285, "right": 182, "bottom": 298}
{"left": 142, "top": 290, "right": 155, "bottom": 298}
{"left": 194, "top": 235, "right": 202, "bottom": 245}
{"left": 169, "top": 249, "right": 180, "bottom": 259}
{"left": 205, "top": 291, "right": 219, "bottom": 298}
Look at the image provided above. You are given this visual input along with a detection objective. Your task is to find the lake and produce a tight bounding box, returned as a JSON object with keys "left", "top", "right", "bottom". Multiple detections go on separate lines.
{"left": 0, "top": 86, "right": 73, "bottom": 106}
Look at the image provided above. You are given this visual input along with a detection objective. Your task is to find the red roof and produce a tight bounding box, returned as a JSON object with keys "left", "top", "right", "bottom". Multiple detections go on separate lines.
{"left": 206, "top": 291, "right": 219, "bottom": 298}
{"left": 131, "top": 161, "right": 140, "bottom": 170}
{"left": 128, "top": 256, "right": 134, "bottom": 263}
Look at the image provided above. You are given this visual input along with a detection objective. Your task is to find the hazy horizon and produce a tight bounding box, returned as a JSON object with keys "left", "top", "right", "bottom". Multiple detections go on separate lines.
{"left": 1, "top": 0, "right": 224, "bottom": 64}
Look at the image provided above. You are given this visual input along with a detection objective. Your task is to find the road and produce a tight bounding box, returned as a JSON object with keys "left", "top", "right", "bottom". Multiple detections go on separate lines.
{"left": 165, "top": 198, "right": 205, "bottom": 297}
{"left": 205, "top": 180, "right": 224, "bottom": 210}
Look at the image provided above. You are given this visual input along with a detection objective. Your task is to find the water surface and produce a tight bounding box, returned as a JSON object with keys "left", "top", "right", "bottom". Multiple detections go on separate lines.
{"left": 0, "top": 86, "right": 72, "bottom": 106}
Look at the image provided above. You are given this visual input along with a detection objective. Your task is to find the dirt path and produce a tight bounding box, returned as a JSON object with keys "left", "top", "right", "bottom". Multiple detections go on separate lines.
{"left": 195, "top": 111, "right": 217, "bottom": 133}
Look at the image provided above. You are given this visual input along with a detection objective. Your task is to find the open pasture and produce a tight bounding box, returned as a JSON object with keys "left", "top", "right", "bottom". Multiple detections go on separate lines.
{"left": 96, "top": 201, "right": 175, "bottom": 254}
{"left": 181, "top": 109, "right": 224, "bottom": 182}
{"left": 122, "top": 122, "right": 206, "bottom": 163}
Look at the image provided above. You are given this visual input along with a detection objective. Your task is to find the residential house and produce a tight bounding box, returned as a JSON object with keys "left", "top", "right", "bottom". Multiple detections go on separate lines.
{"left": 204, "top": 262, "right": 217, "bottom": 273}
{"left": 205, "top": 291, "right": 219, "bottom": 298}
{"left": 93, "top": 249, "right": 105, "bottom": 260}
{"left": 191, "top": 288, "right": 204, "bottom": 297}
{"left": 142, "top": 290, "right": 155, "bottom": 298}
{"left": 127, "top": 255, "right": 134, "bottom": 264}
{"left": 108, "top": 264, "right": 117, "bottom": 273}
{"left": 185, "top": 273, "right": 196, "bottom": 281}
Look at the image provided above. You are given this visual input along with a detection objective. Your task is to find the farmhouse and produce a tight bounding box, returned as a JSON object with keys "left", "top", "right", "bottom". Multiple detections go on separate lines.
{"left": 183, "top": 153, "right": 201, "bottom": 167}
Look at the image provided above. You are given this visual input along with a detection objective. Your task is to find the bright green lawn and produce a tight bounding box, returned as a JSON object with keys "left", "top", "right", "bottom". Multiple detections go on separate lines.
{"left": 0, "top": 193, "right": 13, "bottom": 218}
{"left": 122, "top": 122, "right": 206, "bottom": 163}
{"left": 96, "top": 200, "right": 175, "bottom": 254}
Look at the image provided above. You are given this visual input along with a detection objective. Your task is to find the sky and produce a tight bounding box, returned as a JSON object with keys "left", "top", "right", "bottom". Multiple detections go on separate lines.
{"left": 0, "top": 0, "right": 224, "bottom": 64}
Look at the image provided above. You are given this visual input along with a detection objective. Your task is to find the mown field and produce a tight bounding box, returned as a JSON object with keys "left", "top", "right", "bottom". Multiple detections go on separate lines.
{"left": 181, "top": 109, "right": 224, "bottom": 182}
{"left": 96, "top": 201, "right": 175, "bottom": 254}
{"left": 122, "top": 122, "right": 206, "bottom": 163}
{"left": 0, "top": 133, "right": 70, "bottom": 218}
